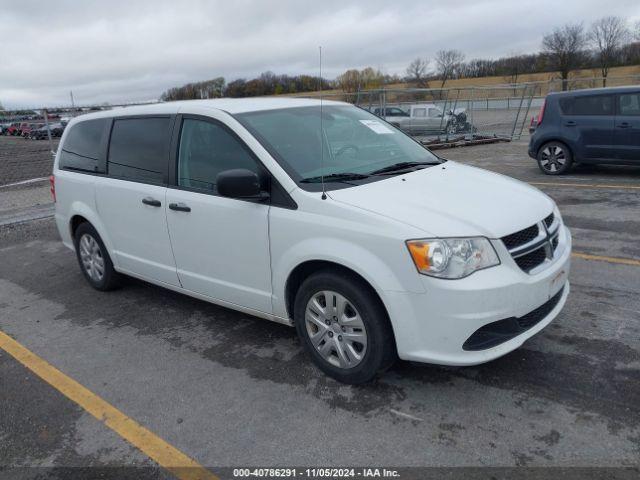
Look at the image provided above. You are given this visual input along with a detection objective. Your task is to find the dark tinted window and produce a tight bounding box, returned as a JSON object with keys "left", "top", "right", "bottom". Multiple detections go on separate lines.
{"left": 560, "top": 95, "right": 614, "bottom": 116}
{"left": 60, "top": 118, "right": 108, "bottom": 172}
{"left": 108, "top": 117, "right": 171, "bottom": 183}
{"left": 177, "top": 118, "right": 260, "bottom": 192}
{"left": 619, "top": 93, "right": 640, "bottom": 116}
{"left": 389, "top": 108, "right": 408, "bottom": 117}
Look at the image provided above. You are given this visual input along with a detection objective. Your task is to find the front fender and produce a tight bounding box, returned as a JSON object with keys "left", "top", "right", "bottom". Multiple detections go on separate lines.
{"left": 271, "top": 236, "right": 425, "bottom": 319}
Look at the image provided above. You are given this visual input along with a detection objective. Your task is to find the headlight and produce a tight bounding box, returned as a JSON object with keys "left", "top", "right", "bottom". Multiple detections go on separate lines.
{"left": 406, "top": 237, "right": 500, "bottom": 279}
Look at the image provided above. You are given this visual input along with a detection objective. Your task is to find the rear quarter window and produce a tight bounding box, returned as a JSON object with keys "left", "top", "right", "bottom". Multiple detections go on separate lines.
{"left": 107, "top": 117, "right": 172, "bottom": 183}
{"left": 559, "top": 95, "right": 614, "bottom": 116}
{"left": 59, "top": 118, "right": 109, "bottom": 172}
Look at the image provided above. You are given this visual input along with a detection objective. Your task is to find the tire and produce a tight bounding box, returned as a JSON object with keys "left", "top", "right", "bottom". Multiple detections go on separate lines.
{"left": 537, "top": 141, "right": 573, "bottom": 175}
{"left": 293, "top": 269, "right": 396, "bottom": 384}
{"left": 73, "top": 222, "right": 121, "bottom": 291}
{"left": 445, "top": 120, "right": 457, "bottom": 135}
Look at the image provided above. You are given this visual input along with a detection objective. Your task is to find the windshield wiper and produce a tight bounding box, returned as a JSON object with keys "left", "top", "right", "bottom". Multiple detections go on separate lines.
{"left": 299, "top": 172, "right": 370, "bottom": 183}
{"left": 368, "top": 161, "right": 440, "bottom": 175}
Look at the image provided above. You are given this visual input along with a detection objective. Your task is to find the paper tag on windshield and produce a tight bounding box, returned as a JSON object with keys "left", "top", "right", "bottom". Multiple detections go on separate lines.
{"left": 359, "top": 120, "right": 394, "bottom": 134}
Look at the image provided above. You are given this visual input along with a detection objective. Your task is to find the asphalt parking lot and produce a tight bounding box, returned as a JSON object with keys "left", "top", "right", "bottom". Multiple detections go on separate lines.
{"left": 1, "top": 137, "right": 639, "bottom": 478}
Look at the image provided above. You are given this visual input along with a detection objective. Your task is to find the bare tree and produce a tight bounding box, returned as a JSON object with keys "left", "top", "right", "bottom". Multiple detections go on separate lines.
{"left": 503, "top": 53, "right": 526, "bottom": 85}
{"left": 406, "top": 58, "right": 430, "bottom": 87}
{"left": 635, "top": 20, "right": 640, "bottom": 40}
{"left": 542, "top": 23, "right": 586, "bottom": 91}
{"left": 589, "top": 16, "right": 630, "bottom": 86}
{"left": 435, "top": 50, "right": 465, "bottom": 88}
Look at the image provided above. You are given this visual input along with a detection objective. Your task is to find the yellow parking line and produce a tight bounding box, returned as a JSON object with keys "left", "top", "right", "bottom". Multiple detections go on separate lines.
{"left": 0, "top": 330, "right": 218, "bottom": 480}
{"left": 572, "top": 252, "right": 640, "bottom": 267}
{"left": 529, "top": 181, "right": 640, "bottom": 190}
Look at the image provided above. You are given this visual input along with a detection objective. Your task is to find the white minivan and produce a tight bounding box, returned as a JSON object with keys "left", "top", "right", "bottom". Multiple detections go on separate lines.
{"left": 53, "top": 98, "right": 571, "bottom": 383}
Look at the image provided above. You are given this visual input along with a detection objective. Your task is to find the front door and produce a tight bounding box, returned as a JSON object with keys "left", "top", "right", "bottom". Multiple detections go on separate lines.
{"left": 165, "top": 116, "right": 272, "bottom": 314}
{"left": 613, "top": 92, "right": 640, "bottom": 162}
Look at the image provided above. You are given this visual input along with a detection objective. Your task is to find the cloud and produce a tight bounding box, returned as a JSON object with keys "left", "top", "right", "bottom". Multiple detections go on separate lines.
{"left": 1, "top": 0, "right": 638, "bottom": 108}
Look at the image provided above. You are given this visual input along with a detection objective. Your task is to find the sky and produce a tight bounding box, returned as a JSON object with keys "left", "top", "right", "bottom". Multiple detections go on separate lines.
{"left": 1, "top": 0, "right": 639, "bottom": 109}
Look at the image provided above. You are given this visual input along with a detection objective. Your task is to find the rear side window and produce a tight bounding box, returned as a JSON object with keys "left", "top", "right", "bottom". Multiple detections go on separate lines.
{"left": 60, "top": 118, "right": 108, "bottom": 172}
{"left": 108, "top": 117, "right": 171, "bottom": 183}
{"left": 619, "top": 93, "right": 640, "bottom": 116}
{"left": 559, "top": 95, "right": 614, "bottom": 116}
{"left": 177, "top": 118, "right": 261, "bottom": 193}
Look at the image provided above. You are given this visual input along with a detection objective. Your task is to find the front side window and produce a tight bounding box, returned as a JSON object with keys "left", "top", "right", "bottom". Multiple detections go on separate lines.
{"left": 388, "top": 108, "right": 408, "bottom": 117}
{"left": 235, "top": 105, "right": 440, "bottom": 190}
{"left": 560, "top": 95, "right": 614, "bottom": 116}
{"left": 428, "top": 108, "right": 442, "bottom": 118}
{"left": 619, "top": 93, "right": 640, "bottom": 116}
{"left": 108, "top": 117, "right": 171, "bottom": 183}
{"left": 177, "top": 118, "right": 260, "bottom": 193}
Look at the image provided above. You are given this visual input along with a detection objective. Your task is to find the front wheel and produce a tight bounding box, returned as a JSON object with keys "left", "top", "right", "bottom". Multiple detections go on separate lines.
{"left": 537, "top": 141, "right": 573, "bottom": 175}
{"left": 293, "top": 270, "right": 396, "bottom": 384}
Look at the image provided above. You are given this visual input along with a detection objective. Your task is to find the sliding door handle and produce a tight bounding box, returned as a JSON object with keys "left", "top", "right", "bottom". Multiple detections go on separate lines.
{"left": 141, "top": 197, "right": 161, "bottom": 207}
{"left": 169, "top": 202, "right": 191, "bottom": 212}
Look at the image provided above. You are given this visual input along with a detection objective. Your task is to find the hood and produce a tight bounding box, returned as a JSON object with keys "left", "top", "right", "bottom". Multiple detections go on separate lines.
{"left": 328, "top": 161, "right": 554, "bottom": 238}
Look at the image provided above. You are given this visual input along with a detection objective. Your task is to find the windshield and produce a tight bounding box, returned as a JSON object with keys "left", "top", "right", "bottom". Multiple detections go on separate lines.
{"left": 235, "top": 105, "right": 441, "bottom": 190}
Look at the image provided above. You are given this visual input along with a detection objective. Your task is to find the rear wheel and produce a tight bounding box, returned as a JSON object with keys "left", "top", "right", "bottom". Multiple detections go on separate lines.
{"left": 537, "top": 141, "right": 573, "bottom": 175}
{"left": 73, "top": 223, "right": 121, "bottom": 291}
{"left": 294, "top": 269, "right": 396, "bottom": 384}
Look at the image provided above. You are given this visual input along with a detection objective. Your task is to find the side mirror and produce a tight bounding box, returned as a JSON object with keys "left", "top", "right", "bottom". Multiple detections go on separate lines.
{"left": 217, "top": 168, "right": 266, "bottom": 199}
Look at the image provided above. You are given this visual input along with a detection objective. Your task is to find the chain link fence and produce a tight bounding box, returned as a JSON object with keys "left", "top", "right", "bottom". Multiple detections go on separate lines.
{"left": 299, "top": 84, "right": 538, "bottom": 145}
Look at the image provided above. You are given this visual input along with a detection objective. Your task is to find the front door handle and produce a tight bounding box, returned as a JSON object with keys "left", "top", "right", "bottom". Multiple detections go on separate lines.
{"left": 141, "top": 197, "right": 161, "bottom": 207}
{"left": 169, "top": 202, "right": 191, "bottom": 212}
{"left": 617, "top": 122, "right": 631, "bottom": 129}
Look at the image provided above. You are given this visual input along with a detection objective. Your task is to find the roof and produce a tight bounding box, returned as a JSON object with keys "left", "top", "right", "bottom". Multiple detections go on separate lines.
{"left": 548, "top": 85, "right": 640, "bottom": 97}
{"left": 69, "top": 97, "right": 348, "bottom": 123}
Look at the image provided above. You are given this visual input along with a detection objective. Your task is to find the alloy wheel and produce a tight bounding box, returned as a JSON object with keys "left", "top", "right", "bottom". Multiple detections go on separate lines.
{"left": 79, "top": 233, "right": 105, "bottom": 282}
{"left": 539, "top": 145, "right": 567, "bottom": 173}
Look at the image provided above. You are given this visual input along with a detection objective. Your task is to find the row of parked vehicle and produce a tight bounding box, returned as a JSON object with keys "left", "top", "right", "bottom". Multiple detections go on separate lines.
{"left": 0, "top": 121, "right": 67, "bottom": 139}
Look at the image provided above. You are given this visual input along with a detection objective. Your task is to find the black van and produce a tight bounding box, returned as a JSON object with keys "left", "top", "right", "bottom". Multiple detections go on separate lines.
{"left": 528, "top": 86, "right": 640, "bottom": 175}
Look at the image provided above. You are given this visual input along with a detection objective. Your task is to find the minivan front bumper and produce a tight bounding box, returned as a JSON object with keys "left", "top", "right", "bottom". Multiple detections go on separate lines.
{"left": 384, "top": 226, "right": 571, "bottom": 366}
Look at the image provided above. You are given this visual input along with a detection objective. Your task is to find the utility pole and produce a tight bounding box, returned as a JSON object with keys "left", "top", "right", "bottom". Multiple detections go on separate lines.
{"left": 42, "top": 109, "right": 55, "bottom": 156}
{"left": 70, "top": 91, "right": 75, "bottom": 110}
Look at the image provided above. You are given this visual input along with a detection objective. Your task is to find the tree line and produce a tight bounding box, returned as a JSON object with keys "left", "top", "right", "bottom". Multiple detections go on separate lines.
{"left": 406, "top": 17, "right": 640, "bottom": 90}
{"left": 160, "top": 72, "right": 331, "bottom": 101}
{"left": 160, "top": 16, "right": 640, "bottom": 100}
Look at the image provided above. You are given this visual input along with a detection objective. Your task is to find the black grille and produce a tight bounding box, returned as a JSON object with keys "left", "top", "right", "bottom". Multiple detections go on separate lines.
{"left": 463, "top": 286, "right": 565, "bottom": 351}
{"left": 544, "top": 212, "right": 554, "bottom": 228}
{"left": 514, "top": 247, "right": 547, "bottom": 273}
{"left": 502, "top": 224, "right": 539, "bottom": 250}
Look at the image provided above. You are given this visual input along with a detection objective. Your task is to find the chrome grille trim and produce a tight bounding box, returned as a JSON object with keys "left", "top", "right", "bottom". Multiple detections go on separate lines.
{"left": 501, "top": 212, "right": 562, "bottom": 274}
